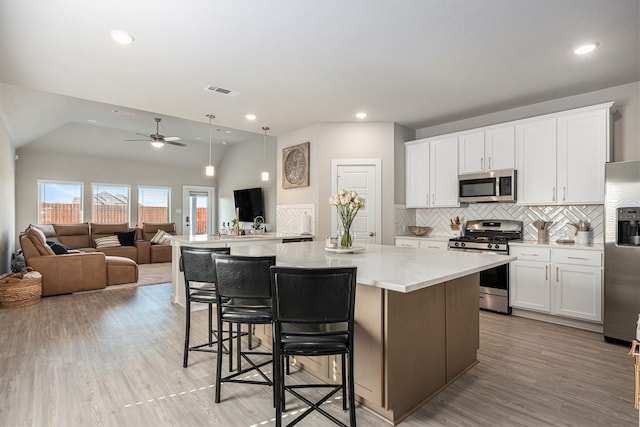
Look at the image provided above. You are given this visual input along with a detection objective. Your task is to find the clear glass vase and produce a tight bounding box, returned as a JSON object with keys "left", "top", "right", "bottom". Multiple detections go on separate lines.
{"left": 338, "top": 227, "right": 354, "bottom": 248}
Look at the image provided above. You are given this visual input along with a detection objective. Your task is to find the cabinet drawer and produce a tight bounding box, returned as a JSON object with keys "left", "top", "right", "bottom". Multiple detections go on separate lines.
{"left": 510, "top": 246, "right": 550, "bottom": 262}
{"left": 551, "top": 249, "right": 602, "bottom": 267}
{"left": 395, "top": 239, "right": 419, "bottom": 248}
{"left": 419, "top": 240, "right": 448, "bottom": 251}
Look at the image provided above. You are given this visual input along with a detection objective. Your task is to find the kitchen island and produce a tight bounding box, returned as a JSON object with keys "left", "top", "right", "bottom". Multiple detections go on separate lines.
{"left": 171, "top": 239, "right": 514, "bottom": 424}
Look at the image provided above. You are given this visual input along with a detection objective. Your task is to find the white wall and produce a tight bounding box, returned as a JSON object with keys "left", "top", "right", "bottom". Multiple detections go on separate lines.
{"left": 216, "top": 135, "right": 277, "bottom": 230}
{"left": 416, "top": 81, "right": 640, "bottom": 162}
{"left": 277, "top": 122, "right": 411, "bottom": 245}
{"left": 14, "top": 148, "right": 217, "bottom": 238}
{"left": 0, "top": 118, "right": 15, "bottom": 273}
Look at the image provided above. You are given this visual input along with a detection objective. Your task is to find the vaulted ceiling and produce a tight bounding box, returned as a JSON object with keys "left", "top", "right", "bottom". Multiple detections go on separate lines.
{"left": 0, "top": 0, "right": 638, "bottom": 166}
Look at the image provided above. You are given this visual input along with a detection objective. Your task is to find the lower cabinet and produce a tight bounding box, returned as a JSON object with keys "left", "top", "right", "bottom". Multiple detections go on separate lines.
{"left": 395, "top": 237, "right": 449, "bottom": 252}
{"left": 509, "top": 246, "right": 603, "bottom": 323}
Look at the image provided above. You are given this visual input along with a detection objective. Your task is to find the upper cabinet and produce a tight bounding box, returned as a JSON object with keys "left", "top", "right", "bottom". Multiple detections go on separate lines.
{"left": 405, "top": 137, "right": 459, "bottom": 208}
{"left": 517, "top": 103, "right": 612, "bottom": 205}
{"left": 458, "top": 126, "right": 515, "bottom": 175}
{"left": 406, "top": 102, "right": 613, "bottom": 208}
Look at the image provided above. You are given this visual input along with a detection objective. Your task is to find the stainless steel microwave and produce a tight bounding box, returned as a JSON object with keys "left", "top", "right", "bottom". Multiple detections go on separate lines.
{"left": 458, "top": 169, "right": 517, "bottom": 203}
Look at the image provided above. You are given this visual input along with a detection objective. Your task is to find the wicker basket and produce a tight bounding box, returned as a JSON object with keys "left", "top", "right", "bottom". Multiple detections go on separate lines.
{"left": 0, "top": 269, "right": 42, "bottom": 308}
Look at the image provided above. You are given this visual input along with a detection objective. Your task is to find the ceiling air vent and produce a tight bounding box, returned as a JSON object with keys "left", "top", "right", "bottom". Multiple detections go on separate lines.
{"left": 204, "top": 85, "right": 240, "bottom": 96}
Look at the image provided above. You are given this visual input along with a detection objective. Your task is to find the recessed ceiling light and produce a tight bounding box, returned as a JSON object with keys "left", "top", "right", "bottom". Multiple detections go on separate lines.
{"left": 87, "top": 119, "right": 97, "bottom": 124}
{"left": 356, "top": 112, "right": 368, "bottom": 119}
{"left": 110, "top": 29, "right": 135, "bottom": 45}
{"left": 246, "top": 114, "right": 257, "bottom": 121}
{"left": 574, "top": 42, "right": 599, "bottom": 55}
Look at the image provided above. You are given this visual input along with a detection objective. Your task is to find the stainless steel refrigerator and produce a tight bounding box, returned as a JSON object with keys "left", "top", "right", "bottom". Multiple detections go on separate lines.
{"left": 604, "top": 160, "right": 640, "bottom": 342}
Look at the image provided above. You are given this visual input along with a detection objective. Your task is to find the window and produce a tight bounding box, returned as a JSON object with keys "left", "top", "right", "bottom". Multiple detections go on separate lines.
{"left": 92, "top": 183, "right": 130, "bottom": 224}
{"left": 38, "top": 180, "right": 83, "bottom": 224}
{"left": 138, "top": 186, "right": 171, "bottom": 225}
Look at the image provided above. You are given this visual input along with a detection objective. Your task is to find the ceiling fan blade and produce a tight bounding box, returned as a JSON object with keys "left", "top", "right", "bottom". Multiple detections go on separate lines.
{"left": 125, "top": 139, "right": 152, "bottom": 142}
{"left": 164, "top": 136, "right": 181, "bottom": 142}
{"left": 135, "top": 132, "right": 151, "bottom": 138}
{"left": 166, "top": 140, "right": 187, "bottom": 147}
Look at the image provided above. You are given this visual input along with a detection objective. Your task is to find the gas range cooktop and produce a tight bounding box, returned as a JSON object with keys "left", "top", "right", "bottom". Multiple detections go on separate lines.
{"left": 448, "top": 219, "right": 523, "bottom": 253}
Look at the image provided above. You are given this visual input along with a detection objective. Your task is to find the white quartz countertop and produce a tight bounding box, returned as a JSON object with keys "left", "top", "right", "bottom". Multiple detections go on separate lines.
{"left": 171, "top": 232, "right": 313, "bottom": 244}
{"left": 229, "top": 241, "right": 515, "bottom": 293}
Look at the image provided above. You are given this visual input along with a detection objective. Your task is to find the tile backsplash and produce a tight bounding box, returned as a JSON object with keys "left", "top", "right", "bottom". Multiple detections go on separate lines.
{"left": 395, "top": 203, "right": 604, "bottom": 243}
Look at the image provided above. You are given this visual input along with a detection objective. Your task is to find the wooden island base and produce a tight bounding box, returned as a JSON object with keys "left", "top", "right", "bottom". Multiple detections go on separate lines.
{"left": 254, "top": 273, "right": 480, "bottom": 425}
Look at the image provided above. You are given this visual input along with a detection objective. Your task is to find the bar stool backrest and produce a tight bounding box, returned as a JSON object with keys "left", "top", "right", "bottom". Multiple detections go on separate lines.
{"left": 180, "top": 246, "right": 231, "bottom": 284}
{"left": 213, "top": 254, "right": 275, "bottom": 300}
{"left": 271, "top": 266, "right": 357, "bottom": 328}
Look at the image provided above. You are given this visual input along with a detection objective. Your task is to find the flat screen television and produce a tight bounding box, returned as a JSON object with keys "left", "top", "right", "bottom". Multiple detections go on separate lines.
{"left": 233, "top": 187, "right": 264, "bottom": 222}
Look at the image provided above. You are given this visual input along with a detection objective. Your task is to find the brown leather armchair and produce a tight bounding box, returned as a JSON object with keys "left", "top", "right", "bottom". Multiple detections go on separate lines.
{"left": 142, "top": 223, "right": 176, "bottom": 263}
{"left": 20, "top": 226, "right": 107, "bottom": 296}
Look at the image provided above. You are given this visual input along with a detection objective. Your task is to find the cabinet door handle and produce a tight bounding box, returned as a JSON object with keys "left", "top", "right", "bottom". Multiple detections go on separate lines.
{"left": 480, "top": 158, "right": 484, "bottom": 170}
{"left": 563, "top": 187, "right": 566, "bottom": 201}
{"left": 568, "top": 256, "right": 588, "bottom": 260}
{"left": 556, "top": 266, "right": 559, "bottom": 282}
{"left": 432, "top": 193, "right": 435, "bottom": 205}
{"left": 522, "top": 253, "right": 539, "bottom": 256}
{"left": 545, "top": 265, "right": 548, "bottom": 280}
{"left": 488, "top": 157, "right": 492, "bottom": 170}
{"left": 552, "top": 187, "right": 556, "bottom": 202}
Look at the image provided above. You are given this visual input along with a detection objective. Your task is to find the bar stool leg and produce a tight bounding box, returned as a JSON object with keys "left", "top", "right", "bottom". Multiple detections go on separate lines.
{"left": 183, "top": 299, "right": 191, "bottom": 368}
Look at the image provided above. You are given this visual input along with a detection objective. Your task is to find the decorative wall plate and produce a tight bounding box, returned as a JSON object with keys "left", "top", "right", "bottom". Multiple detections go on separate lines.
{"left": 282, "top": 142, "right": 309, "bottom": 188}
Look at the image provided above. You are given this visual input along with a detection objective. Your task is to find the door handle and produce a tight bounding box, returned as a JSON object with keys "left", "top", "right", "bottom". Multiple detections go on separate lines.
{"left": 185, "top": 216, "right": 190, "bottom": 226}
{"left": 369, "top": 232, "right": 375, "bottom": 237}
{"left": 545, "top": 265, "right": 548, "bottom": 280}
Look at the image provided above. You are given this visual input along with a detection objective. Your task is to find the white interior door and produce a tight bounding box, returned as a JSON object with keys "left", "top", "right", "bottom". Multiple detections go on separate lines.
{"left": 182, "top": 185, "right": 214, "bottom": 236}
{"left": 331, "top": 159, "right": 381, "bottom": 245}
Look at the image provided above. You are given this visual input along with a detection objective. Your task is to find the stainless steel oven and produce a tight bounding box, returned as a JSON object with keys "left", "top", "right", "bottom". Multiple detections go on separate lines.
{"left": 448, "top": 219, "right": 523, "bottom": 314}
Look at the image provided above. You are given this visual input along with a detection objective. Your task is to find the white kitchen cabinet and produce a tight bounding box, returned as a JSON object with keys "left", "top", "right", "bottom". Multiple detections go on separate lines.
{"left": 516, "top": 118, "right": 558, "bottom": 204}
{"left": 394, "top": 238, "right": 448, "bottom": 252}
{"left": 509, "top": 247, "right": 551, "bottom": 312}
{"left": 458, "top": 126, "right": 515, "bottom": 175}
{"left": 405, "top": 137, "right": 458, "bottom": 208}
{"left": 395, "top": 238, "right": 419, "bottom": 248}
{"left": 550, "top": 249, "right": 603, "bottom": 322}
{"left": 405, "top": 139, "right": 430, "bottom": 208}
{"left": 429, "top": 136, "right": 459, "bottom": 207}
{"left": 517, "top": 103, "right": 612, "bottom": 205}
{"left": 557, "top": 108, "right": 610, "bottom": 204}
{"left": 510, "top": 245, "right": 603, "bottom": 323}
{"left": 419, "top": 240, "right": 448, "bottom": 251}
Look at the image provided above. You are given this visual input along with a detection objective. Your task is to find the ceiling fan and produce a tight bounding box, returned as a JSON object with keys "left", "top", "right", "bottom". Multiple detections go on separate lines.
{"left": 126, "top": 117, "right": 186, "bottom": 147}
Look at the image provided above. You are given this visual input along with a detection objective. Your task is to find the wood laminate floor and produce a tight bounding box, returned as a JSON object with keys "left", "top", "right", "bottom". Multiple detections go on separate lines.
{"left": 0, "top": 283, "right": 635, "bottom": 426}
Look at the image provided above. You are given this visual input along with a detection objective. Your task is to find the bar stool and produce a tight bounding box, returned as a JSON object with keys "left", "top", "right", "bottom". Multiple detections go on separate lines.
{"left": 179, "top": 245, "right": 231, "bottom": 368}
{"left": 213, "top": 254, "right": 276, "bottom": 403}
{"left": 270, "top": 266, "right": 357, "bottom": 427}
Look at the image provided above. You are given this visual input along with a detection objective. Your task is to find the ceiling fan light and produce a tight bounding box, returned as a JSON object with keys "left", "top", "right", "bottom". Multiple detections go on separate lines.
{"left": 151, "top": 141, "right": 164, "bottom": 148}
{"left": 261, "top": 171, "right": 269, "bottom": 181}
{"left": 206, "top": 165, "right": 215, "bottom": 176}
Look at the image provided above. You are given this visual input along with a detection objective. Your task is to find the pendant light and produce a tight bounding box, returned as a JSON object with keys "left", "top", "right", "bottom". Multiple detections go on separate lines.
{"left": 205, "top": 114, "right": 215, "bottom": 177}
{"left": 261, "top": 126, "right": 270, "bottom": 181}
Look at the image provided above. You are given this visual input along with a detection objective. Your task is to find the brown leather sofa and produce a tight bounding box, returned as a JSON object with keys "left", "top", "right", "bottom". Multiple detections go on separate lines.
{"left": 90, "top": 222, "right": 140, "bottom": 263}
{"left": 141, "top": 223, "right": 176, "bottom": 263}
{"left": 21, "top": 226, "right": 141, "bottom": 296}
{"left": 30, "top": 222, "right": 175, "bottom": 264}
{"left": 20, "top": 226, "right": 107, "bottom": 296}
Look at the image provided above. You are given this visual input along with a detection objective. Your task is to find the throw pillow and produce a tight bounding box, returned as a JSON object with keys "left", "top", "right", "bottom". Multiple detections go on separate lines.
{"left": 94, "top": 235, "right": 121, "bottom": 249}
{"left": 150, "top": 229, "right": 168, "bottom": 244}
{"left": 115, "top": 230, "right": 136, "bottom": 246}
{"left": 46, "top": 240, "right": 69, "bottom": 255}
